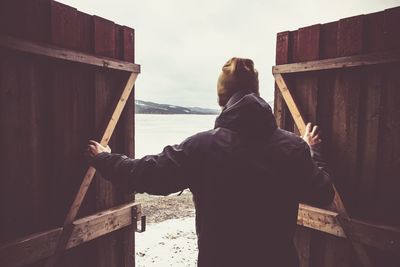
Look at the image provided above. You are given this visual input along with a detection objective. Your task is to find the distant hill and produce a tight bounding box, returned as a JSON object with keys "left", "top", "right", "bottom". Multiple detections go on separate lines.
{"left": 135, "top": 100, "right": 220, "bottom": 114}
{"left": 135, "top": 99, "right": 274, "bottom": 114}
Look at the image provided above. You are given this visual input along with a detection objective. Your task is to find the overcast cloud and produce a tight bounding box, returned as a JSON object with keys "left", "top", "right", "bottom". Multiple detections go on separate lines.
{"left": 59, "top": 0, "right": 399, "bottom": 109}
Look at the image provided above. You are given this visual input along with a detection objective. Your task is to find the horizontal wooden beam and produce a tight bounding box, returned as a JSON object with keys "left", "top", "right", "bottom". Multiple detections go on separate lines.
{"left": 2, "top": 201, "right": 399, "bottom": 267}
{"left": 298, "top": 204, "right": 345, "bottom": 237}
{"left": 0, "top": 35, "right": 141, "bottom": 73}
{"left": 338, "top": 215, "right": 400, "bottom": 254}
{"left": 0, "top": 202, "right": 141, "bottom": 267}
{"left": 297, "top": 204, "right": 400, "bottom": 253}
{"left": 272, "top": 50, "right": 400, "bottom": 74}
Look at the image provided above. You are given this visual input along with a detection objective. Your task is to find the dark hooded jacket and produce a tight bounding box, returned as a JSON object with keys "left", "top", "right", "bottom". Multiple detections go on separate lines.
{"left": 92, "top": 92, "right": 334, "bottom": 267}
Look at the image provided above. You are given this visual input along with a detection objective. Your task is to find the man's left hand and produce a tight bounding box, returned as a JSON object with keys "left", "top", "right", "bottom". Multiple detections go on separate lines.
{"left": 87, "top": 140, "right": 111, "bottom": 158}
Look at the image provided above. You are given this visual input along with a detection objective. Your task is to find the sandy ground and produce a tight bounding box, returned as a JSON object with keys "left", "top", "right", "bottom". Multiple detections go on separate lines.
{"left": 135, "top": 190, "right": 198, "bottom": 266}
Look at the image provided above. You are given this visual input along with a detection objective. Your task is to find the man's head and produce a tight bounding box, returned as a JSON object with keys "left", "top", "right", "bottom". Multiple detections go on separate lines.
{"left": 217, "top": 57, "right": 259, "bottom": 107}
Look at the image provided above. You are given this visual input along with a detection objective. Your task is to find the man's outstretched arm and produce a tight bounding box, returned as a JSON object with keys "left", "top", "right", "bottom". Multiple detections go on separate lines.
{"left": 86, "top": 138, "right": 200, "bottom": 196}
{"left": 298, "top": 123, "right": 335, "bottom": 206}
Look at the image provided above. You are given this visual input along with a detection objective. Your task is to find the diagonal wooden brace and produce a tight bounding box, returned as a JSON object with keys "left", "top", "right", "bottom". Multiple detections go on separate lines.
{"left": 44, "top": 72, "right": 139, "bottom": 267}
{"left": 0, "top": 202, "right": 142, "bottom": 267}
{"left": 274, "top": 73, "right": 373, "bottom": 267}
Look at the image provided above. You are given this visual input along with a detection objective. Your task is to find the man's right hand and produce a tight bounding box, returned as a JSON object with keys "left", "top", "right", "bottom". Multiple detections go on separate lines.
{"left": 302, "top": 123, "right": 322, "bottom": 146}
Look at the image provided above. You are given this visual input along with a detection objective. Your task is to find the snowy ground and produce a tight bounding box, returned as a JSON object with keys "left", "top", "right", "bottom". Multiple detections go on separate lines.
{"left": 135, "top": 191, "right": 198, "bottom": 266}
{"left": 136, "top": 217, "right": 198, "bottom": 267}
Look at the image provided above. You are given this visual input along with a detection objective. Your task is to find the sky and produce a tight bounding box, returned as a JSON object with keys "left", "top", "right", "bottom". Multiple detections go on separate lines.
{"left": 59, "top": 0, "right": 399, "bottom": 109}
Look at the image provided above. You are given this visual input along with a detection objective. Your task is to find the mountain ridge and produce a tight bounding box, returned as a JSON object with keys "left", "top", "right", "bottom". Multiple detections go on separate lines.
{"left": 135, "top": 100, "right": 220, "bottom": 114}
{"left": 135, "top": 99, "right": 274, "bottom": 114}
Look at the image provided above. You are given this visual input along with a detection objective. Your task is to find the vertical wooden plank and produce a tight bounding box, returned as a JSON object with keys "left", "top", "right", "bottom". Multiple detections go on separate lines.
{"left": 358, "top": 13, "right": 388, "bottom": 265}
{"left": 49, "top": 0, "right": 79, "bottom": 233}
{"left": 378, "top": 6, "right": 400, "bottom": 225}
{"left": 374, "top": 65, "right": 400, "bottom": 267}
{"left": 375, "top": 8, "right": 400, "bottom": 259}
{"left": 364, "top": 12, "right": 385, "bottom": 53}
{"left": 293, "top": 24, "right": 320, "bottom": 125}
{"left": 94, "top": 16, "right": 116, "bottom": 58}
{"left": 0, "top": 52, "right": 50, "bottom": 241}
{"left": 77, "top": 12, "right": 100, "bottom": 267}
{"left": 49, "top": 2, "right": 96, "bottom": 266}
{"left": 0, "top": 0, "right": 51, "bottom": 247}
{"left": 337, "top": 16, "right": 364, "bottom": 56}
{"left": 316, "top": 20, "right": 338, "bottom": 267}
{"left": 274, "top": 31, "right": 293, "bottom": 131}
{"left": 285, "top": 30, "right": 299, "bottom": 134}
{"left": 50, "top": 1, "right": 78, "bottom": 49}
{"left": 122, "top": 27, "right": 135, "bottom": 159}
{"left": 334, "top": 14, "right": 365, "bottom": 211}
{"left": 327, "top": 14, "right": 365, "bottom": 267}
{"left": 93, "top": 17, "right": 118, "bottom": 209}
{"left": 383, "top": 6, "right": 400, "bottom": 50}
{"left": 293, "top": 227, "right": 311, "bottom": 267}
{"left": 357, "top": 11, "right": 385, "bottom": 218}
{"left": 49, "top": 3, "right": 79, "bottom": 221}
{"left": 120, "top": 26, "right": 136, "bottom": 267}
{"left": 296, "top": 25, "right": 320, "bottom": 63}
{"left": 318, "top": 21, "right": 338, "bottom": 150}
{"left": 276, "top": 31, "right": 289, "bottom": 65}
{"left": 123, "top": 27, "right": 135, "bottom": 63}
{"left": 108, "top": 24, "right": 136, "bottom": 267}
{"left": 74, "top": 11, "right": 96, "bottom": 221}
{"left": 93, "top": 15, "right": 119, "bottom": 267}
{"left": 0, "top": 0, "right": 17, "bottom": 35}
{"left": 320, "top": 22, "right": 338, "bottom": 60}
{"left": 289, "top": 31, "right": 299, "bottom": 63}
{"left": 76, "top": 11, "right": 93, "bottom": 53}
{"left": 0, "top": 0, "right": 49, "bottom": 42}
{"left": 113, "top": 25, "right": 129, "bottom": 158}
{"left": 374, "top": 12, "right": 400, "bottom": 266}
{"left": 292, "top": 24, "right": 321, "bottom": 267}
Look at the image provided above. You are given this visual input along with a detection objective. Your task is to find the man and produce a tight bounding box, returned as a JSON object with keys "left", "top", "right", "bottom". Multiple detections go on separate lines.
{"left": 87, "top": 58, "right": 334, "bottom": 267}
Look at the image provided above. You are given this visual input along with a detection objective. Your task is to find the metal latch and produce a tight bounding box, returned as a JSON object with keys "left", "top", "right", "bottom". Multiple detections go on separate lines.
{"left": 132, "top": 204, "right": 146, "bottom": 233}
{"left": 136, "top": 215, "right": 146, "bottom": 233}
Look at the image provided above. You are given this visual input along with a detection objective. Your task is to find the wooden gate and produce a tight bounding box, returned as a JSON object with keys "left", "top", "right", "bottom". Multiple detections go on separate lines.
{"left": 274, "top": 6, "right": 400, "bottom": 267}
{"left": 0, "top": 1, "right": 142, "bottom": 266}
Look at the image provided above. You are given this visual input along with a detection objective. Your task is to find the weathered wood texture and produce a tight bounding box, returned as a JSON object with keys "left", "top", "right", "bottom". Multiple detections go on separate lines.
{"left": 0, "top": 35, "right": 140, "bottom": 72}
{"left": 274, "top": 7, "right": 400, "bottom": 267}
{"left": 0, "top": 1, "right": 137, "bottom": 266}
{"left": 0, "top": 202, "right": 141, "bottom": 267}
{"left": 297, "top": 204, "right": 400, "bottom": 253}
{"left": 272, "top": 50, "right": 400, "bottom": 74}
{"left": 293, "top": 23, "right": 320, "bottom": 267}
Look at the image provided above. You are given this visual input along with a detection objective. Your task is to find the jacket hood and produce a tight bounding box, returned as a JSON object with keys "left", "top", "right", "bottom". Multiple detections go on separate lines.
{"left": 214, "top": 92, "right": 277, "bottom": 139}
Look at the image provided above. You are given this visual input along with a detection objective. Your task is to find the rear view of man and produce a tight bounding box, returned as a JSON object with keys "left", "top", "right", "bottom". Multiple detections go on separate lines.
{"left": 87, "top": 57, "right": 334, "bottom": 267}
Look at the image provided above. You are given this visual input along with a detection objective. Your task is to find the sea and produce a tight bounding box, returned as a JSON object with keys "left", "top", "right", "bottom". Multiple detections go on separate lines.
{"left": 135, "top": 114, "right": 218, "bottom": 158}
